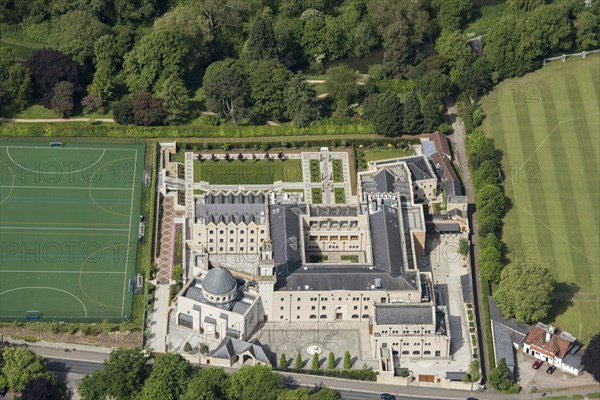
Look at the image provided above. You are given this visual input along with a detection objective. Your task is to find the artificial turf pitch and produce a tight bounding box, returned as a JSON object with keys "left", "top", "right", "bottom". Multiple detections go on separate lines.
{"left": 0, "top": 141, "right": 144, "bottom": 321}
{"left": 481, "top": 56, "right": 599, "bottom": 343}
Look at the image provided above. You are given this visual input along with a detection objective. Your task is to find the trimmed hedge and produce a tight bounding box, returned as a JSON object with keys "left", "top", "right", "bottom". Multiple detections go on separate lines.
{"left": 274, "top": 367, "right": 378, "bottom": 381}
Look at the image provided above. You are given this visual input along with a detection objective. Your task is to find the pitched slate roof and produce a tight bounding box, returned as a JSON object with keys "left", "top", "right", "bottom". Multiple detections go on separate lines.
{"left": 429, "top": 131, "right": 452, "bottom": 160}
{"left": 369, "top": 205, "right": 404, "bottom": 276}
{"left": 270, "top": 204, "right": 303, "bottom": 275}
{"left": 211, "top": 337, "right": 271, "bottom": 364}
{"left": 374, "top": 304, "right": 434, "bottom": 325}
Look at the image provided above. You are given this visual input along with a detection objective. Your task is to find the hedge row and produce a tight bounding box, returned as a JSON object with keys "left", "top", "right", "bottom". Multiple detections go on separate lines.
{"left": 274, "top": 367, "right": 378, "bottom": 382}
{"left": 0, "top": 119, "right": 376, "bottom": 138}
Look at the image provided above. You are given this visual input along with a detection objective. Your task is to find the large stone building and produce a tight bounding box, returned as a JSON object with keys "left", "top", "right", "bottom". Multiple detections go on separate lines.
{"left": 172, "top": 151, "right": 453, "bottom": 367}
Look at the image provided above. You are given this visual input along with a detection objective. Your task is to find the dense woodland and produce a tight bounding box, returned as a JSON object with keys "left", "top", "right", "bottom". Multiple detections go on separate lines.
{"left": 1, "top": 0, "right": 598, "bottom": 134}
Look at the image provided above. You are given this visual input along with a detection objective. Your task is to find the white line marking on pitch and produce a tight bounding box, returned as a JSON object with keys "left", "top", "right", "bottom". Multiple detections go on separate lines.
{"left": 0, "top": 270, "right": 127, "bottom": 274}
{"left": 0, "top": 146, "right": 137, "bottom": 151}
{"left": 6, "top": 148, "right": 107, "bottom": 174}
{"left": 0, "top": 185, "right": 134, "bottom": 190}
{"left": 121, "top": 149, "right": 137, "bottom": 318}
{"left": 0, "top": 226, "right": 129, "bottom": 231}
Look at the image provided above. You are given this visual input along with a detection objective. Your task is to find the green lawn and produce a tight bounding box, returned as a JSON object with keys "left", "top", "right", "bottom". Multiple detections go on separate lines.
{"left": 311, "top": 188, "right": 323, "bottom": 203}
{"left": 194, "top": 159, "right": 303, "bottom": 184}
{"left": 481, "top": 55, "right": 600, "bottom": 343}
{"left": 358, "top": 147, "right": 414, "bottom": 171}
{"left": 464, "top": 3, "right": 527, "bottom": 37}
{"left": 0, "top": 27, "right": 45, "bottom": 59}
{"left": 334, "top": 187, "right": 346, "bottom": 204}
{"left": 332, "top": 159, "right": 344, "bottom": 182}
{"left": 310, "top": 159, "right": 321, "bottom": 182}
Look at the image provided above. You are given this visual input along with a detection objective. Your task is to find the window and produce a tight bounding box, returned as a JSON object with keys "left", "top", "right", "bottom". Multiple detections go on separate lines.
{"left": 240, "top": 230, "right": 244, "bottom": 234}
{"left": 297, "top": 315, "right": 300, "bottom": 319}
{"left": 402, "top": 350, "right": 409, "bottom": 355}
{"left": 310, "top": 315, "right": 317, "bottom": 319}
{"left": 280, "top": 306, "right": 284, "bottom": 310}
{"left": 362, "top": 314, "right": 369, "bottom": 319}
{"left": 280, "top": 315, "right": 284, "bottom": 319}
{"left": 229, "top": 238, "right": 234, "bottom": 242}
{"left": 424, "top": 351, "right": 431, "bottom": 355}
{"left": 320, "top": 314, "right": 327, "bottom": 319}
{"left": 311, "top": 306, "right": 316, "bottom": 310}
{"left": 219, "top": 247, "right": 223, "bottom": 251}
{"left": 229, "top": 247, "right": 234, "bottom": 251}
{"left": 353, "top": 306, "right": 358, "bottom": 310}
{"left": 435, "top": 351, "right": 441, "bottom": 357}
{"left": 322, "top": 306, "right": 326, "bottom": 310}
{"left": 219, "top": 238, "right": 224, "bottom": 243}
{"left": 352, "top": 314, "right": 359, "bottom": 319}
{"left": 297, "top": 298, "right": 301, "bottom": 301}
{"left": 209, "top": 230, "right": 214, "bottom": 234}
{"left": 240, "top": 238, "right": 244, "bottom": 242}
{"left": 239, "top": 247, "right": 244, "bottom": 252}
{"left": 230, "top": 230, "right": 234, "bottom": 234}
{"left": 219, "top": 230, "right": 223, "bottom": 234}
{"left": 250, "top": 230, "right": 255, "bottom": 234}
{"left": 209, "top": 238, "right": 214, "bottom": 243}
{"left": 260, "top": 230, "right": 264, "bottom": 234}
{"left": 413, "top": 351, "right": 420, "bottom": 355}
{"left": 281, "top": 298, "right": 284, "bottom": 301}
{"left": 322, "top": 298, "right": 327, "bottom": 302}
{"left": 364, "top": 306, "right": 368, "bottom": 310}
{"left": 297, "top": 306, "right": 300, "bottom": 310}
{"left": 250, "top": 238, "right": 255, "bottom": 242}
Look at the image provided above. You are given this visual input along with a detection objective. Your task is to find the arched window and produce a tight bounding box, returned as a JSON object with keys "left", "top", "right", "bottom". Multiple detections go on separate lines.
{"left": 413, "top": 350, "right": 420, "bottom": 355}
{"left": 402, "top": 350, "right": 409, "bottom": 355}
{"left": 351, "top": 314, "right": 359, "bottom": 319}
{"left": 309, "top": 315, "right": 317, "bottom": 319}
{"left": 362, "top": 314, "right": 369, "bottom": 319}
{"left": 424, "top": 351, "right": 431, "bottom": 355}
{"left": 320, "top": 314, "right": 327, "bottom": 319}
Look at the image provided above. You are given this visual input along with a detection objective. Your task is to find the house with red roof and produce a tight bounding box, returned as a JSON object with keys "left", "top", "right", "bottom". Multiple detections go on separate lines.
{"left": 522, "top": 322, "right": 582, "bottom": 375}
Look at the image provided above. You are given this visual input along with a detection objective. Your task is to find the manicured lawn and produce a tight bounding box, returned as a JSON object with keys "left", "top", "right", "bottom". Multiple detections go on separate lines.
{"left": 481, "top": 55, "right": 600, "bottom": 343}
{"left": 358, "top": 146, "right": 414, "bottom": 170}
{"left": 13, "top": 105, "right": 57, "bottom": 119}
{"left": 332, "top": 159, "right": 344, "bottom": 182}
{"left": 194, "top": 159, "right": 303, "bottom": 184}
{"left": 310, "top": 159, "right": 321, "bottom": 182}
{"left": 311, "top": 187, "right": 323, "bottom": 203}
{"left": 464, "top": 3, "right": 526, "bottom": 37}
{"left": 334, "top": 187, "right": 346, "bottom": 204}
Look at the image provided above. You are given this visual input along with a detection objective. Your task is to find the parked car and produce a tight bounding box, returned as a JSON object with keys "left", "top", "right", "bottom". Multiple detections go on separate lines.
{"left": 467, "top": 397, "right": 478, "bottom": 400}
{"left": 381, "top": 394, "right": 396, "bottom": 400}
{"left": 546, "top": 365, "right": 556, "bottom": 374}
{"left": 532, "top": 360, "right": 544, "bottom": 369}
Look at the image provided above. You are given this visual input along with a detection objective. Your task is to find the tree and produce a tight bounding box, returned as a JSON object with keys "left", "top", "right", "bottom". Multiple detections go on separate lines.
{"left": 436, "top": 30, "right": 476, "bottom": 70}
{"left": 246, "top": 59, "right": 291, "bottom": 122}
{"left": 473, "top": 160, "right": 500, "bottom": 190}
{"left": 51, "top": 81, "right": 74, "bottom": 117}
{"left": 157, "top": 75, "right": 190, "bottom": 125}
{"left": 343, "top": 351, "right": 351, "bottom": 369}
{"left": 204, "top": 59, "right": 250, "bottom": 123}
{"left": 279, "top": 388, "right": 311, "bottom": 400}
{"left": 311, "top": 353, "right": 319, "bottom": 370}
{"left": 527, "top": 4, "right": 574, "bottom": 55}
{"left": 25, "top": 49, "right": 80, "bottom": 108}
{"left": 416, "top": 70, "right": 453, "bottom": 105}
{"left": 89, "top": 34, "right": 129, "bottom": 100}
{"left": 300, "top": 12, "right": 327, "bottom": 63}
{"left": 200, "top": 344, "right": 209, "bottom": 355}
{"left": 402, "top": 91, "right": 423, "bottom": 133}
{"left": 327, "top": 352, "right": 335, "bottom": 369}
{"left": 132, "top": 92, "right": 166, "bottom": 126}
{"left": 153, "top": 4, "right": 213, "bottom": 66}
{"left": 477, "top": 211, "right": 502, "bottom": 237}
{"left": 112, "top": 97, "right": 134, "bottom": 125}
{"left": 488, "top": 358, "right": 514, "bottom": 391}
{"left": 285, "top": 74, "right": 320, "bottom": 127}
{"left": 114, "top": 0, "right": 158, "bottom": 25}
{"left": 464, "top": 360, "right": 481, "bottom": 383}
{"left": 246, "top": 10, "right": 278, "bottom": 60}
{"left": 432, "top": 0, "right": 473, "bottom": 31}
{"left": 421, "top": 94, "right": 443, "bottom": 132}
{"left": 368, "top": 0, "right": 430, "bottom": 76}
{"left": 312, "top": 388, "right": 342, "bottom": 400}
{"left": 325, "top": 65, "right": 358, "bottom": 105}
{"left": 140, "top": 353, "right": 192, "bottom": 400}
{"left": 507, "top": 0, "right": 544, "bottom": 12}
{"left": 21, "top": 377, "right": 57, "bottom": 400}
{"left": 279, "top": 354, "right": 287, "bottom": 369}
{"left": 479, "top": 233, "right": 504, "bottom": 283}
{"left": 227, "top": 365, "right": 284, "bottom": 400}
{"left": 484, "top": 15, "right": 535, "bottom": 79}
{"left": 458, "top": 238, "right": 469, "bottom": 258}
{"left": 1, "top": 347, "right": 53, "bottom": 392}
{"left": 476, "top": 184, "right": 505, "bottom": 217}
{"left": 123, "top": 30, "right": 190, "bottom": 92}
{"left": 364, "top": 91, "right": 403, "bottom": 137}
{"left": 181, "top": 367, "right": 228, "bottom": 400}
{"left": 574, "top": 11, "right": 599, "bottom": 51}
{"left": 454, "top": 58, "right": 493, "bottom": 100}
{"left": 0, "top": 48, "right": 31, "bottom": 115}
{"left": 582, "top": 332, "right": 600, "bottom": 382}
{"left": 494, "top": 261, "right": 556, "bottom": 324}
{"left": 78, "top": 348, "right": 149, "bottom": 400}
{"left": 295, "top": 352, "right": 303, "bottom": 369}
{"left": 183, "top": 342, "right": 193, "bottom": 353}
{"left": 47, "top": 10, "right": 110, "bottom": 65}
{"left": 467, "top": 130, "right": 500, "bottom": 169}
{"left": 81, "top": 94, "right": 104, "bottom": 114}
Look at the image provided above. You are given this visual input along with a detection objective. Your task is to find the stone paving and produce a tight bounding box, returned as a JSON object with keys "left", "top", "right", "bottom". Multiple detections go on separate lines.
{"left": 156, "top": 195, "right": 184, "bottom": 284}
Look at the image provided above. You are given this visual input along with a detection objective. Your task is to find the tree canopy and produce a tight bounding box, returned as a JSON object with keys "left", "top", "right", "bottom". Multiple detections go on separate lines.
{"left": 494, "top": 261, "right": 556, "bottom": 324}
{"left": 582, "top": 332, "right": 600, "bottom": 382}
{"left": 0, "top": 347, "right": 53, "bottom": 392}
{"left": 139, "top": 353, "right": 193, "bottom": 400}
{"left": 226, "top": 365, "right": 285, "bottom": 400}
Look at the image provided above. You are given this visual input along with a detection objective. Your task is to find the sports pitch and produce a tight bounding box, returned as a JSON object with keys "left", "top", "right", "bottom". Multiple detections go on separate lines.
{"left": 0, "top": 141, "right": 144, "bottom": 321}
{"left": 481, "top": 56, "right": 599, "bottom": 342}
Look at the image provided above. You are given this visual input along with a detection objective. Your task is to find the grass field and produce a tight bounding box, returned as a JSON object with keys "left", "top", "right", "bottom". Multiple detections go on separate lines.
{"left": 481, "top": 56, "right": 600, "bottom": 343}
{"left": 0, "top": 141, "right": 144, "bottom": 321}
{"left": 194, "top": 159, "right": 303, "bottom": 184}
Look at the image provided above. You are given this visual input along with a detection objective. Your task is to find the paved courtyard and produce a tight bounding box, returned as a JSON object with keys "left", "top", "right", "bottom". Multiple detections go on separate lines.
{"left": 253, "top": 321, "right": 377, "bottom": 370}
{"left": 406, "top": 233, "right": 472, "bottom": 377}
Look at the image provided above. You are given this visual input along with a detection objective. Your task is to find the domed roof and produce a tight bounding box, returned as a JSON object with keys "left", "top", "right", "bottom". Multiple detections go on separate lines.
{"left": 202, "top": 267, "right": 237, "bottom": 296}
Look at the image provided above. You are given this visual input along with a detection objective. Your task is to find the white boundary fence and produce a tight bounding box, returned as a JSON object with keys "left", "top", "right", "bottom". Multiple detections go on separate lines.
{"left": 543, "top": 49, "right": 600, "bottom": 65}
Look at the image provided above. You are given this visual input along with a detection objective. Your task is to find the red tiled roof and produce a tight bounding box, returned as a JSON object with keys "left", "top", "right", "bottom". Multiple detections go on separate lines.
{"left": 524, "top": 325, "right": 572, "bottom": 360}
{"left": 429, "top": 132, "right": 452, "bottom": 160}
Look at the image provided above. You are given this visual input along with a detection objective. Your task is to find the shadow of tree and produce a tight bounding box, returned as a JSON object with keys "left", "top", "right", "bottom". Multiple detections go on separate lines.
{"left": 545, "top": 282, "right": 580, "bottom": 324}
